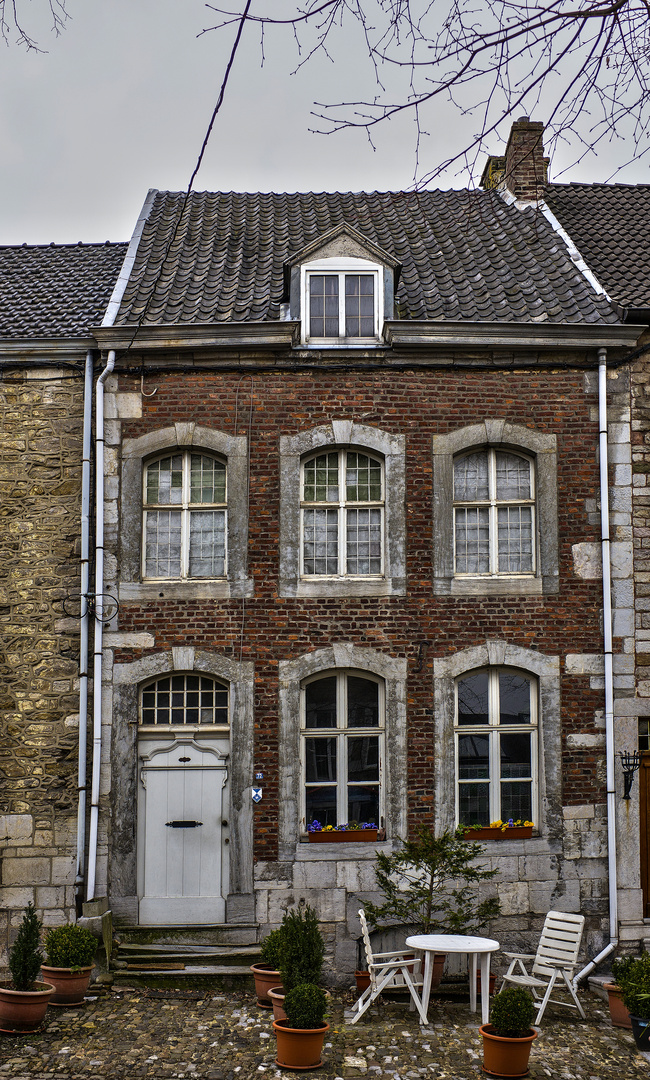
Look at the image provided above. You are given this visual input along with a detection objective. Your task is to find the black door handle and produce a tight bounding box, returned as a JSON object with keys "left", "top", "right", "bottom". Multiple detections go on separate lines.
{"left": 165, "top": 820, "right": 203, "bottom": 828}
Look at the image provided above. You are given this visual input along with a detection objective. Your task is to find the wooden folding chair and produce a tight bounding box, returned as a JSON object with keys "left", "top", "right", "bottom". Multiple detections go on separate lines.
{"left": 500, "top": 911, "right": 586, "bottom": 1025}
{"left": 349, "top": 910, "right": 428, "bottom": 1024}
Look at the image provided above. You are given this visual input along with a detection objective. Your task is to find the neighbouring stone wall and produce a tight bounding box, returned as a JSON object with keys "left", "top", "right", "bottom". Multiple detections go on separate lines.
{"left": 0, "top": 365, "right": 85, "bottom": 964}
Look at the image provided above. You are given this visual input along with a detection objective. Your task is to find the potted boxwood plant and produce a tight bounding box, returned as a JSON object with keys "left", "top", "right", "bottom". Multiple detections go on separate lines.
{"left": 0, "top": 903, "right": 55, "bottom": 1034}
{"left": 273, "top": 983, "right": 329, "bottom": 1071}
{"left": 480, "top": 985, "right": 537, "bottom": 1078}
{"left": 251, "top": 927, "right": 285, "bottom": 1008}
{"left": 363, "top": 826, "right": 501, "bottom": 992}
{"left": 615, "top": 952, "right": 650, "bottom": 1050}
{"left": 603, "top": 955, "right": 634, "bottom": 1030}
{"left": 41, "top": 923, "right": 97, "bottom": 1006}
{"left": 270, "top": 904, "right": 325, "bottom": 1021}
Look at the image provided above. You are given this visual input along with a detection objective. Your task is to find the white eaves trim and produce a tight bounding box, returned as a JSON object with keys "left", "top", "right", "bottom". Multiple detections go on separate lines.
{"left": 102, "top": 188, "right": 158, "bottom": 328}
{"left": 498, "top": 186, "right": 611, "bottom": 302}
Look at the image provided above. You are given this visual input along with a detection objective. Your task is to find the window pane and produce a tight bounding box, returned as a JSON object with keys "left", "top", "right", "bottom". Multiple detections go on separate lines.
{"left": 501, "top": 781, "right": 532, "bottom": 822}
{"left": 310, "top": 275, "right": 339, "bottom": 337}
{"left": 348, "top": 736, "right": 379, "bottom": 782}
{"left": 500, "top": 732, "right": 531, "bottom": 778}
{"left": 303, "top": 508, "right": 339, "bottom": 574}
{"left": 347, "top": 677, "right": 379, "bottom": 727}
{"left": 305, "top": 677, "right": 337, "bottom": 728}
{"left": 346, "top": 453, "right": 381, "bottom": 502}
{"left": 303, "top": 453, "right": 339, "bottom": 502}
{"left": 457, "top": 672, "right": 489, "bottom": 724}
{"left": 496, "top": 452, "right": 531, "bottom": 500}
{"left": 458, "top": 733, "right": 490, "bottom": 779}
{"left": 188, "top": 510, "right": 226, "bottom": 577}
{"left": 141, "top": 675, "right": 228, "bottom": 726}
{"left": 345, "top": 274, "right": 375, "bottom": 337}
{"left": 145, "top": 510, "right": 182, "bottom": 577}
{"left": 459, "top": 783, "right": 489, "bottom": 825}
{"left": 347, "top": 785, "right": 379, "bottom": 824}
{"left": 346, "top": 508, "right": 381, "bottom": 574}
{"left": 497, "top": 506, "right": 533, "bottom": 572}
{"left": 146, "top": 456, "right": 183, "bottom": 506}
{"left": 499, "top": 673, "right": 532, "bottom": 724}
{"left": 454, "top": 452, "right": 488, "bottom": 501}
{"left": 455, "top": 507, "right": 489, "bottom": 573}
{"left": 190, "top": 455, "right": 226, "bottom": 504}
{"left": 305, "top": 737, "right": 337, "bottom": 782}
{"left": 306, "top": 787, "right": 337, "bottom": 827}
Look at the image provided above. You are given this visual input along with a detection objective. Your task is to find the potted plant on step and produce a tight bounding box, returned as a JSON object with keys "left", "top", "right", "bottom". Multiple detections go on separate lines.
{"left": 480, "top": 985, "right": 537, "bottom": 1078}
{"left": 40, "top": 923, "right": 97, "bottom": 1006}
{"left": 273, "top": 983, "right": 329, "bottom": 1071}
{"left": 251, "top": 927, "right": 285, "bottom": 1007}
{"left": 615, "top": 952, "right": 650, "bottom": 1050}
{"left": 0, "top": 903, "right": 55, "bottom": 1034}
{"left": 603, "top": 955, "right": 634, "bottom": 1029}
{"left": 271, "top": 904, "right": 325, "bottom": 1021}
{"left": 363, "top": 826, "right": 501, "bottom": 993}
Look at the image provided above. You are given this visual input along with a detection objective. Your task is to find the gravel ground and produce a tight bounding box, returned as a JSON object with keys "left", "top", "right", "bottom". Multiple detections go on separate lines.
{"left": 0, "top": 984, "right": 647, "bottom": 1079}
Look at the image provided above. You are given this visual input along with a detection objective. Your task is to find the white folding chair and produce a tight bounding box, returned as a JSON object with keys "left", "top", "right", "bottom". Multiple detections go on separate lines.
{"left": 500, "top": 910, "right": 586, "bottom": 1025}
{"left": 350, "top": 909, "right": 428, "bottom": 1024}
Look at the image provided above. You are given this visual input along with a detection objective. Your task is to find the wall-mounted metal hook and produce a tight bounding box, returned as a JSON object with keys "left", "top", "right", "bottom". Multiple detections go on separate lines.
{"left": 414, "top": 640, "right": 432, "bottom": 673}
{"left": 140, "top": 373, "right": 158, "bottom": 398}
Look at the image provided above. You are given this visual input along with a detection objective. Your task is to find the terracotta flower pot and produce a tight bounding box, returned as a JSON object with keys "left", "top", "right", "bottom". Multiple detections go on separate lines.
{"left": 40, "top": 965, "right": 93, "bottom": 1007}
{"left": 269, "top": 986, "right": 286, "bottom": 1020}
{"left": 476, "top": 971, "right": 497, "bottom": 996}
{"left": 0, "top": 981, "right": 55, "bottom": 1034}
{"left": 480, "top": 1024, "right": 537, "bottom": 1078}
{"left": 603, "top": 983, "right": 632, "bottom": 1029}
{"left": 355, "top": 970, "right": 371, "bottom": 992}
{"left": 273, "top": 1018, "right": 329, "bottom": 1071}
{"left": 250, "top": 964, "right": 283, "bottom": 1008}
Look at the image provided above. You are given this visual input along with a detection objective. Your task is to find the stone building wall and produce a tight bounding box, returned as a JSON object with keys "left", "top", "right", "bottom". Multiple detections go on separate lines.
{"left": 0, "top": 364, "right": 85, "bottom": 964}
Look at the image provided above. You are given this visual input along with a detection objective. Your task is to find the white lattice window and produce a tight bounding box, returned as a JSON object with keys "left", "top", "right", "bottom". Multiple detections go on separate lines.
{"left": 140, "top": 673, "right": 229, "bottom": 727}
{"left": 455, "top": 667, "right": 537, "bottom": 826}
{"left": 143, "top": 451, "right": 226, "bottom": 579}
{"left": 300, "top": 449, "right": 384, "bottom": 577}
{"left": 453, "top": 449, "right": 535, "bottom": 576}
{"left": 302, "top": 258, "right": 382, "bottom": 344}
{"left": 301, "top": 671, "right": 384, "bottom": 829}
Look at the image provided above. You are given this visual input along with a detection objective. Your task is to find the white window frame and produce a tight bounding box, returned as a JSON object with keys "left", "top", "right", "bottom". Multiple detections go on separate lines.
{"left": 300, "top": 448, "right": 385, "bottom": 579}
{"left": 139, "top": 672, "right": 230, "bottom": 732}
{"left": 454, "top": 666, "right": 538, "bottom": 827}
{"left": 142, "top": 449, "right": 227, "bottom": 581}
{"left": 300, "top": 669, "right": 385, "bottom": 831}
{"left": 301, "top": 257, "right": 383, "bottom": 346}
{"left": 453, "top": 448, "right": 536, "bottom": 578}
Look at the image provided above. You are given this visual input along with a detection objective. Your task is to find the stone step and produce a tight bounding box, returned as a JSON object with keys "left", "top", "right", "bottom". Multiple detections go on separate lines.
{"left": 114, "top": 923, "right": 258, "bottom": 947}
{"left": 111, "top": 964, "right": 256, "bottom": 992}
{"left": 116, "top": 943, "right": 262, "bottom": 967}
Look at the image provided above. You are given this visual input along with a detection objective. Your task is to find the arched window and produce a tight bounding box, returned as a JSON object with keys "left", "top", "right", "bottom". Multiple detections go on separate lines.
{"left": 140, "top": 673, "right": 229, "bottom": 727}
{"left": 455, "top": 667, "right": 537, "bottom": 826}
{"left": 301, "top": 670, "right": 384, "bottom": 829}
{"left": 143, "top": 451, "right": 226, "bottom": 579}
{"left": 300, "top": 450, "right": 384, "bottom": 577}
{"left": 453, "top": 449, "right": 535, "bottom": 576}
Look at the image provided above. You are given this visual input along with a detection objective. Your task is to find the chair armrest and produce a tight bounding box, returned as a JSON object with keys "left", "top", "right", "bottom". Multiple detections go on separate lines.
{"left": 502, "top": 952, "right": 534, "bottom": 961}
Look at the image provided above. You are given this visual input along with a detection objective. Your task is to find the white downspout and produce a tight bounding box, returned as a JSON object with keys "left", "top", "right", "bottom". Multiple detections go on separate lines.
{"left": 75, "top": 348, "right": 94, "bottom": 900}
{"left": 86, "top": 349, "right": 115, "bottom": 901}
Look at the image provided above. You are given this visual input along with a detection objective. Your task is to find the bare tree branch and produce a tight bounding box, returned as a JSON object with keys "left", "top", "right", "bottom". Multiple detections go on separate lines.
{"left": 202, "top": 1, "right": 650, "bottom": 181}
{"left": 0, "top": 0, "right": 68, "bottom": 50}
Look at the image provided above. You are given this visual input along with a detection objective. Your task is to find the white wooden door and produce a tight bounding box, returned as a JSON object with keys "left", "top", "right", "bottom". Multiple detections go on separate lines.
{"left": 137, "top": 737, "right": 229, "bottom": 925}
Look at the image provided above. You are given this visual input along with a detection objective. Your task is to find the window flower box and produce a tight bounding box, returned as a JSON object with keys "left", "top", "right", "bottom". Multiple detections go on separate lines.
{"left": 308, "top": 828, "right": 379, "bottom": 843}
{"left": 462, "top": 822, "right": 534, "bottom": 841}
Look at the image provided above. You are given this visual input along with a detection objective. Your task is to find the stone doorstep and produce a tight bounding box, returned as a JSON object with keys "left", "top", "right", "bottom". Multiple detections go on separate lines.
{"left": 111, "top": 964, "right": 255, "bottom": 992}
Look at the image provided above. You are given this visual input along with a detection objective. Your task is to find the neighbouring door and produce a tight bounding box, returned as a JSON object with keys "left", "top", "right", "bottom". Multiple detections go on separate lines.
{"left": 137, "top": 737, "right": 230, "bottom": 924}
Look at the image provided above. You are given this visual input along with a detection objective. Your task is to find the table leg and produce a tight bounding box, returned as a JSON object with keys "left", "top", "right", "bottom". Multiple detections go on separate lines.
{"left": 468, "top": 952, "right": 477, "bottom": 1013}
{"left": 480, "top": 953, "right": 490, "bottom": 1026}
{"left": 420, "top": 950, "right": 432, "bottom": 1025}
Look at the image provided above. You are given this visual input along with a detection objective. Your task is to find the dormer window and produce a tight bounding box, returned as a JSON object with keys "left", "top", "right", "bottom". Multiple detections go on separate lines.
{"left": 302, "top": 257, "right": 382, "bottom": 345}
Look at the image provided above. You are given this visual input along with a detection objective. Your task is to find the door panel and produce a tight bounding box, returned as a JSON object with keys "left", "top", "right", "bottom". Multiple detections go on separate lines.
{"left": 138, "top": 738, "right": 229, "bottom": 925}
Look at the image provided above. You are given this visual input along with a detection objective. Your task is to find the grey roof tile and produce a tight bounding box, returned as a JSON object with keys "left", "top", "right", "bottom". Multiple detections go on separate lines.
{"left": 0, "top": 242, "right": 128, "bottom": 337}
{"left": 115, "top": 189, "right": 620, "bottom": 327}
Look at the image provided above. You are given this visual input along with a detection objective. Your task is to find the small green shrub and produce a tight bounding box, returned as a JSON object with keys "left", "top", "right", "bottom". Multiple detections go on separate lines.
{"left": 613, "top": 952, "right": 650, "bottom": 1017}
{"left": 279, "top": 905, "right": 325, "bottom": 994}
{"left": 9, "top": 903, "right": 44, "bottom": 992}
{"left": 490, "top": 986, "right": 536, "bottom": 1038}
{"left": 44, "top": 923, "right": 97, "bottom": 971}
{"left": 259, "top": 928, "right": 284, "bottom": 971}
{"left": 283, "top": 983, "right": 327, "bottom": 1029}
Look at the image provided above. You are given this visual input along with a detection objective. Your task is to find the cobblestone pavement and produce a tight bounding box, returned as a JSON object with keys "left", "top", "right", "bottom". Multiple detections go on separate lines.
{"left": 0, "top": 985, "right": 647, "bottom": 1080}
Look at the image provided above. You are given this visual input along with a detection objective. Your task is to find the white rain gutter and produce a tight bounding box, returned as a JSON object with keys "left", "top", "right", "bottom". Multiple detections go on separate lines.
{"left": 75, "top": 349, "right": 94, "bottom": 899}
{"left": 86, "top": 349, "right": 115, "bottom": 901}
{"left": 85, "top": 190, "right": 155, "bottom": 902}
{"left": 574, "top": 347, "right": 618, "bottom": 985}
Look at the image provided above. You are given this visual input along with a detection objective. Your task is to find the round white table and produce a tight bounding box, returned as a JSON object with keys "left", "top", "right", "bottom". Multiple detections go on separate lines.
{"left": 405, "top": 934, "right": 500, "bottom": 1025}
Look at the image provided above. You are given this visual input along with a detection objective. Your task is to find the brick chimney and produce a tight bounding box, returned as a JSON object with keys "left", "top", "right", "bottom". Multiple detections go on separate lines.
{"left": 481, "top": 117, "right": 549, "bottom": 201}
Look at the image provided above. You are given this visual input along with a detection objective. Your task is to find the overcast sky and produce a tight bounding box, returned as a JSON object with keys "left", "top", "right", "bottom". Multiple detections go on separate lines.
{"left": 1, "top": 0, "right": 648, "bottom": 246}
